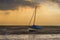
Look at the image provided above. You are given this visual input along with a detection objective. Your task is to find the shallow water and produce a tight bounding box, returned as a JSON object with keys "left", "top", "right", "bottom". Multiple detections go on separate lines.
{"left": 0, "top": 34, "right": 60, "bottom": 40}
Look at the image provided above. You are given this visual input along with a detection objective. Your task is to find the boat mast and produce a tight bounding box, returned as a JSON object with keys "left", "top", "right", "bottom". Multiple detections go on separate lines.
{"left": 29, "top": 5, "right": 38, "bottom": 26}
{"left": 33, "top": 6, "right": 37, "bottom": 25}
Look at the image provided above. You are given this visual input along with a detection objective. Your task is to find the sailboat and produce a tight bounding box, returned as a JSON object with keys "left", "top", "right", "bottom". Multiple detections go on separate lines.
{"left": 28, "top": 6, "right": 44, "bottom": 32}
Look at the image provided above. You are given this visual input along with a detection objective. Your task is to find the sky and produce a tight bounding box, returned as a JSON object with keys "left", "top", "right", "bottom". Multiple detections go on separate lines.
{"left": 0, "top": 0, "right": 60, "bottom": 26}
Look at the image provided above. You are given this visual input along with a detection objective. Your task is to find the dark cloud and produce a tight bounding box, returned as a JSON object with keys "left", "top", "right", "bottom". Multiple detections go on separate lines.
{"left": 0, "top": 0, "right": 60, "bottom": 10}
{"left": 49, "top": 0, "right": 60, "bottom": 3}
{"left": 0, "top": 0, "right": 38, "bottom": 10}
{"left": 48, "top": 0, "right": 60, "bottom": 5}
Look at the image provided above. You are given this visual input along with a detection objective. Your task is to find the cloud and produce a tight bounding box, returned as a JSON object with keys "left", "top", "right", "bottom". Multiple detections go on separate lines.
{"left": 48, "top": 0, "right": 60, "bottom": 6}
{"left": 1, "top": 0, "right": 60, "bottom": 10}
{"left": 0, "top": 0, "right": 38, "bottom": 10}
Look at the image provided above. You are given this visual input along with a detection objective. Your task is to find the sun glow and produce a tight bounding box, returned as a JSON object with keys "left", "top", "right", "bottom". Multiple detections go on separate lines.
{"left": 0, "top": 1, "right": 60, "bottom": 26}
